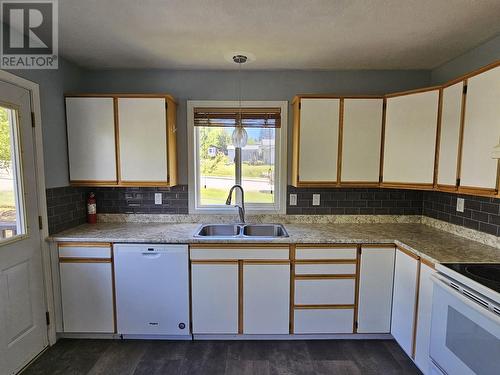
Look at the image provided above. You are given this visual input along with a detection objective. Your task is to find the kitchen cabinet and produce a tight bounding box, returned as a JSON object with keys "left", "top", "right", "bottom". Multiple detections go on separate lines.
{"left": 357, "top": 245, "right": 395, "bottom": 333}
{"left": 191, "top": 263, "right": 239, "bottom": 334}
{"left": 414, "top": 261, "right": 436, "bottom": 373}
{"left": 459, "top": 65, "right": 500, "bottom": 193}
{"left": 383, "top": 90, "right": 439, "bottom": 187}
{"left": 293, "top": 245, "right": 357, "bottom": 334}
{"left": 243, "top": 263, "right": 290, "bottom": 334}
{"left": 293, "top": 98, "right": 340, "bottom": 185}
{"left": 65, "top": 94, "right": 178, "bottom": 187}
{"left": 65, "top": 97, "right": 117, "bottom": 184}
{"left": 391, "top": 247, "right": 419, "bottom": 357}
{"left": 117, "top": 97, "right": 176, "bottom": 184}
{"left": 436, "top": 82, "right": 464, "bottom": 188}
{"left": 58, "top": 243, "right": 114, "bottom": 333}
{"left": 114, "top": 244, "right": 190, "bottom": 336}
{"left": 190, "top": 245, "right": 290, "bottom": 335}
{"left": 341, "top": 98, "right": 384, "bottom": 184}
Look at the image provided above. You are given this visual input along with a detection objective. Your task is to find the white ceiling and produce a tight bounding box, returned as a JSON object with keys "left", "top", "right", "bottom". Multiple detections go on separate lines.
{"left": 59, "top": 0, "right": 500, "bottom": 70}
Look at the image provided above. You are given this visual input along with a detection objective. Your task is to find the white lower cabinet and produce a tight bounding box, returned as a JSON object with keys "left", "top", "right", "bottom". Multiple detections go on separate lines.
{"left": 295, "top": 278, "right": 355, "bottom": 305}
{"left": 414, "top": 262, "right": 436, "bottom": 374}
{"left": 243, "top": 263, "right": 290, "bottom": 334}
{"left": 60, "top": 262, "right": 114, "bottom": 333}
{"left": 391, "top": 248, "right": 419, "bottom": 357}
{"left": 191, "top": 263, "right": 239, "bottom": 334}
{"left": 357, "top": 246, "right": 395, "bottom": 333}
{"left": 294, "top": 309, "right": 354, "bottom": 334}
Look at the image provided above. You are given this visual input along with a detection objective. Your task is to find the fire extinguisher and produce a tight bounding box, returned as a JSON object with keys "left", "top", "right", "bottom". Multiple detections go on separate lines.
{"left": 87, "top": 192, "right": 97, "bottom": 224}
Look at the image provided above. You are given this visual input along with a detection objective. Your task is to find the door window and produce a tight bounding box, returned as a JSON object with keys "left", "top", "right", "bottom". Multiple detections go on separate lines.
{"left": 0, "top": 104, "right": 26, "bottom": 241}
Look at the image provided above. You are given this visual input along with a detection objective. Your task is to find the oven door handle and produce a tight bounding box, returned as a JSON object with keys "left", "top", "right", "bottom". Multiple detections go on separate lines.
{"left": 432, "top": 275, "right": 500, "bottom": 323}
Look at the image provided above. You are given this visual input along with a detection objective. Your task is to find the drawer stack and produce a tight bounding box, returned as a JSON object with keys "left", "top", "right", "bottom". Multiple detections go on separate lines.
{"left": 292, "top": 245, "right": 359, "bottom": 334}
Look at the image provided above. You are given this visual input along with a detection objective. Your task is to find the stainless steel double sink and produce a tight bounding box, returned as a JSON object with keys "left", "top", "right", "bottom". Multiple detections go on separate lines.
{"left": 194, "top": 223, "right": 289, "bottom": 238}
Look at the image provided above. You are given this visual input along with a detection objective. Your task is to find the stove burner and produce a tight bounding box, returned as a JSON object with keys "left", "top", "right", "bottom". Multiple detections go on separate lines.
{"left": 442, "top": 263, "right": 500, "bottom": 294}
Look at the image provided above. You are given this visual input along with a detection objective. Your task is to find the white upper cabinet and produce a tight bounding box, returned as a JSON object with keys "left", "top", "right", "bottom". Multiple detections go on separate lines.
{"left": 65, "top": 97, "right": 117, "bottom": 182}
{"left": 383, "top": 90, "right": 439, "bottom": 185}
{"left": 118, "top": 98, "right": 168, "bottom": 182}
{"left": 298, "top": 98, "right": 340, "bottom": 183}
{"left": 341, "top": 99, "right": 383, "bottom": 183}
{"left": 460, "top": 66, "right": 500, "bottom": 191}
{"left": 437, "top": 83, "right": 463, "bottom": 187}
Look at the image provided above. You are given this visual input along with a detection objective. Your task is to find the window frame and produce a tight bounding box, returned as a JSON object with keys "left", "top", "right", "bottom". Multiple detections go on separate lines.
{"left": 187, "top": 100, "right": 288, "bottom": 214}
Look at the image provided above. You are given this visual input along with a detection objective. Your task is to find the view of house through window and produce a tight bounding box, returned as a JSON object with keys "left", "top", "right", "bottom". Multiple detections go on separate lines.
{"left": 0, "top": 105, "right": 25, "bottom": 241}
{"left": 198, "top": 126, "right": 276, "bottom": 206}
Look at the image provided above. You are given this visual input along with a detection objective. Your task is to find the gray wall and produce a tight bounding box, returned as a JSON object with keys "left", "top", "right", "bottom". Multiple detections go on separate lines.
{"left": 6, "top": 59, "right": 83, "bottom": 187}
{"left": 80, "top": 69, "right": 430, "bottom": 184}
{"left": 431, "top": 34, "right": 500, "bottom": 84}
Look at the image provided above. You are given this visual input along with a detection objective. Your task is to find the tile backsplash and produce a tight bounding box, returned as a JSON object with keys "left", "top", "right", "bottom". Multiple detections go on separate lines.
{"left": 286, "top": 187, "right": 423, "bottom": 215}
{"left": 422, "top": 191, "right": 500, "bottom": 236}
{"left": 46, "top": 184, "right": 499, "bottom": 237}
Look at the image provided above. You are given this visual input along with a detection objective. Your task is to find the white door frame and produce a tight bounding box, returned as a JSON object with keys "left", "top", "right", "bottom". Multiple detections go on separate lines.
{"left": 0, "top": 69, "right": 55, "bottom": 345}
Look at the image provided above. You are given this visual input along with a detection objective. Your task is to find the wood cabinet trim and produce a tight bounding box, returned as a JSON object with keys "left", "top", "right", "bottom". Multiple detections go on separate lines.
{"left": 360, "top": 244, "right": 396, "bottom": 249}
{"left": 420, "top": 258, "right": 435, "bottom": 269}
{"left": 294, "top": 304, "right": 355, "bottom": 310}
{"left": 58, "top": 242, "right": 111, "bottom": 247}
{"left": 411, "top": 260, "right": 422, "bottom": 359}
{"left": 189, "top": 243, "right": 290, "bottom": 249}
{"left": 59, "top": 257, "right": 112, "bottom": 263}
{"left": 294, "top": 259, "right": 357, "bottom": 264}
{"left": 456, "top": 79, "right": 468, "bottom": 187}
{"left": 295, "top": 274, "right": 355, "bottom": 280}
{"left": 396, "top": 246, "right": 420, "bottom": 260}
{"left": 380, "top": 182, "right": 434, "bottom": 190}
{"left": 433, "top": 89, "right": 444, "bottom": 187}
{"left": 190, "top": 260, "right": 239, "bottom": 264}
{"left": 384, "top": 85, "right": 443, "bottom": 99}
{"left": 64, "top": 93, "right": 177, "bottom": 103}
{"left": 337, "top": 98, "right": 344, "bottom": 185}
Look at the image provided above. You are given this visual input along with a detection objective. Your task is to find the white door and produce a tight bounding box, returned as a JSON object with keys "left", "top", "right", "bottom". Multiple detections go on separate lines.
{"left": 298, "top": 98, "right": 339, "bottom": 182}
{"left": 0, "top": 81, "right": 47, "bottom": 374}
{"left": 117, "top": 98, "right": 168, "bottom": 182}
{"left": 414, "top": 262, "right": 436, "bottom": 374}
{"left": 357, "top": 246, "right": 395, "bottom": 333}
{"left": 191, "top": 263, "right": 238, "bottom": 334}
{"left": 243, "top": 263, "right": 289, "bottom": 334}
{"left": 391, "top": 249, "right": 419, "bottom": 357}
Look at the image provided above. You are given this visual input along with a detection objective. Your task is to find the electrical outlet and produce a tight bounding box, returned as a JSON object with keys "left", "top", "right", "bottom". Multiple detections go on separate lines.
{"left": 456, "top": 198, "right": 464, "bottom": 212}
{"left": 289, "top": 194, "right": 297, "bottom": 206}
{"left": 154, "top": 193, "right": 162, "bottom": 205}
{"left": 312, "top": 194, "right": 320, "bottom": 206}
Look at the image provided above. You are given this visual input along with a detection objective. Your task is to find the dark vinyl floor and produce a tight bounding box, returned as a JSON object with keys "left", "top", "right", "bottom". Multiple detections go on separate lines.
{"left": 22, "top": 339, "right": 422, "bottom": 375}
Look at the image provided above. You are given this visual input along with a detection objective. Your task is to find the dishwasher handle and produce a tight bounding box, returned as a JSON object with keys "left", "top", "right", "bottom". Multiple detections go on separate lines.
{"left": 141, "top": 252, "right": 162, "bottom": 258}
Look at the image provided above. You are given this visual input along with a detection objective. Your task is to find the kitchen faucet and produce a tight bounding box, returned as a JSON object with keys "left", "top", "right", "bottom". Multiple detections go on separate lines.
{"left": 226, "top": 184, "right": 245, "bottom": 223}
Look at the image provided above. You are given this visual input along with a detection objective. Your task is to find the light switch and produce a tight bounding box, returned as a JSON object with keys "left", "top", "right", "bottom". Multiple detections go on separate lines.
{"left": 289, "top": 194, "right": 297, "bottom": 206}
{"left": 154, "top": 193, "right": 162, "bottom": 205}
{"left": 312, "top": 194, "right": 320, "bottom": 206}
{"left": 456, "top": 197, "right": 464, "bottom": 212}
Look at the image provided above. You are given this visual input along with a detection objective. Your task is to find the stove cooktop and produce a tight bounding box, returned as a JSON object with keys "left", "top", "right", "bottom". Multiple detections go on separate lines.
{"left": 442, "top": 263, "right": 500, "bottom": 294}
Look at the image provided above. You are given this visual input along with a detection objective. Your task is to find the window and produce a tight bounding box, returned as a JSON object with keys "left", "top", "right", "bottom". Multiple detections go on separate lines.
{"left": 188, "top": 101, "right": 287, "bottom": 214}
{"left": 0, "top": 104, "right": 26, "bottom": 241}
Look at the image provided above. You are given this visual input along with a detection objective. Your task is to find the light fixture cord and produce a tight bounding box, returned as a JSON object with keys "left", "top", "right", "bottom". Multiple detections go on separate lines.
{"left": 238, "top": 58, "right": 242, "bottom": 127}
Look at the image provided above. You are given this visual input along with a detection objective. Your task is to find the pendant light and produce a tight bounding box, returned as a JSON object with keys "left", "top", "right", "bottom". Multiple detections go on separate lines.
{"left": 232, "top": 54, "right": 248, "bottom": 148}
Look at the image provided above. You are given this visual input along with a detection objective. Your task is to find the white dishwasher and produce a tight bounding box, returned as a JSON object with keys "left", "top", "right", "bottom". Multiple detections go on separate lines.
{"left": 114, "top": 244, "right": 190, "bottom": 337}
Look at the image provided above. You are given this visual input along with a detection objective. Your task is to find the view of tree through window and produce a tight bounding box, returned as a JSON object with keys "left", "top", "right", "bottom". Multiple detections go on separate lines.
{"left": 0, "top": 106, "right": 21, "bottom": 240}
{"left": 198, "top": 126, "right": 276, "bottom": 206}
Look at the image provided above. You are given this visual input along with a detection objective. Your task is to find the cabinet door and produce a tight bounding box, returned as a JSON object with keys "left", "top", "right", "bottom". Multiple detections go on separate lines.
{"left": 391, "top": 249, "right": 419, "bottom": 356}
{"left": 460, "top": 66, "right": 500, "bottom": 190}
{"left": 243, "top": 263, "right": 289, "bottom": 334}
{"left": 60, "top": 262, "right": 114, "bottom": 333}
{"left": 298, "top": 99, "right": 339, "bottom": 182}
{"left": 341, "top": 99, "right": 383, "bottom": 183}
{"left": 414, "top": 262, "right": 436, "bottom": 373}
{"left": 383, "top": 91, "right": 439, "bottom": 185}
{"left": 437, "top": 83, "right": 463, "bottom": 187}
{"left": 118, "top": 98, "right": 168, "bottom": 182}
{"left": 65, "top": 97, "right": 117, "bottom": 182}
{"left": 357, "top": 246, "right": 395, "bottom": 333}
{"left": 191, "top": 263, "right": 238, "bottom": 334}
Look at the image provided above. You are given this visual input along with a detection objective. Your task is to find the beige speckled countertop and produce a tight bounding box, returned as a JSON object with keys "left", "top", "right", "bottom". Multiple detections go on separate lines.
{"left": 49, "top": 222, "right": 500, "bottom": 265}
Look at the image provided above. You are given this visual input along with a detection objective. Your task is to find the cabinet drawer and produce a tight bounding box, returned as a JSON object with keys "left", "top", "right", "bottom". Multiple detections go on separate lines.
{"left": 190, "top": 246, "right": 289, "bottom": 260}
{"left": 295, "top": 263, "right": 356, "bottom": 275}
{"left": 59, "top": 243, "right": 111, "bottom": 259}
{"left": 295, "top": 246, "right": 357, "bottom": 260}
{"left": 295, "top": 278, "right": 355, "bottom": 305}
{"left": 294, "top": 308, "right": 354, "bottom": 334}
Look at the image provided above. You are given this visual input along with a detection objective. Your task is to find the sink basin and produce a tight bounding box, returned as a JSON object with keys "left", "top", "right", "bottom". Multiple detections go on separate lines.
{"left": 242, "top": 224, "right": 289, "bottom": 237}
{"left": 195, "top": 224, "right": 240, "bottom": 237}
{"left": 194, "top": 223, "right": 288, "bottom": 238}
